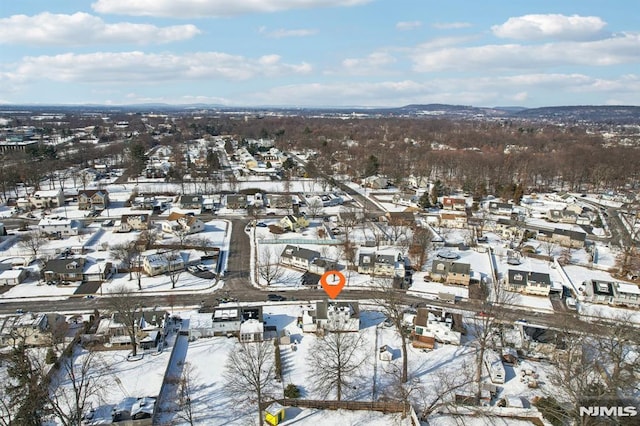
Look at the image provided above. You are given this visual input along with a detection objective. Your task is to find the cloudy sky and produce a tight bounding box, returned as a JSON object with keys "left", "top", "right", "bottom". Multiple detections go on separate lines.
{"left": 1, "top": 0, "right": 639, "bottom": 107}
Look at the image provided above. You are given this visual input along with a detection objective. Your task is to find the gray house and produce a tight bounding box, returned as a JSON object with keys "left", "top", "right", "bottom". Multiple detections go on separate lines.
{"left": 179, "top": 195, "right": 203, "bottom": 210}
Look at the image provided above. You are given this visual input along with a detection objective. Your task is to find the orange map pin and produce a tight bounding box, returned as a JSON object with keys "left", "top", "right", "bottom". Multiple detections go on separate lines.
{"left": 320, "top": 270, "right": 346, "bottom": 299}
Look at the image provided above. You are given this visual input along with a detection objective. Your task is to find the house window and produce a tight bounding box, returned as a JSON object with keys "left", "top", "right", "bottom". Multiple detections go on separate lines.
{"left": 415, "top": 327, "right": 424, "bottom": 335}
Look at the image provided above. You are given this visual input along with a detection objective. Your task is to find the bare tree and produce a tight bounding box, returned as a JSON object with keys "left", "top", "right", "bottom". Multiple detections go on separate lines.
{"left": 541, "top": 240, "right": 558, "bottom": 262}
{"left": 306, "top": 198, "right": 324, "bottom": 219}
{"left": 47, "top": 347, "right": 110, "bottom": 426}
{"left": 105, "top": 285, "right": 142, "bottom": 357}
{"left": 176, "top": 362, "right": 199, "bottom": 426}
{"left": 415, "top": 360, "right": 476, "bottom": 421}
{"left": 190, "top": 235, "right": 217, "bottom": 255}
{"left": 0, "top": 386, "right": 12, "bottom": 426}
{"left": 223, "top": 341, "right": 276, "bottom": 426}
{"left": 468, "top": 281, "right": 517, "bottom": 401}
{"left": 257, "top": 246, "right": 284, "bottom": 286}
{"left": 408, "top": 227, "right": 432, "bottom": 270}
{"left": 110, "top": 242, "right": 139, "bottom": 282}
{"left": 18, "top": 231, "right": 48, "bottom": 259}
{"left": 386, "top": 218, "right": 409, "bottom": 245}
{"left": 307, "top": 325, "right": 367, "bottom": 401}
{"left": 374, "top": 278, "right": 409, "bottom": 384}
{"left": 166, "top": 250, "right": 185, "bottom": 289}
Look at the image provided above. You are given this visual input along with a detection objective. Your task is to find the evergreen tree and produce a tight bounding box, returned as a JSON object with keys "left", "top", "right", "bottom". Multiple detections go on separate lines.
{"left": 363, "top": 155, "right": 379, "bottom": 177}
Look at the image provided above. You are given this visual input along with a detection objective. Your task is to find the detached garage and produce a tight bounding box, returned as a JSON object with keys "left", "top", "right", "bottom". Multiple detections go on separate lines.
{"left": 0, "top": 269, "right": 27, "bottom": 286}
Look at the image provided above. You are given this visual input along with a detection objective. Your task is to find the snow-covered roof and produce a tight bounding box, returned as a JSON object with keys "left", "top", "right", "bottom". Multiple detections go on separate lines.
{"left": 616, "top": 282, "right": 640, "bottom": 295}
{"left": 0, "top": 269, "right": 25, "bottom": 279}
{"left": 240, "top": 319, "right": 263, "bottom": 334}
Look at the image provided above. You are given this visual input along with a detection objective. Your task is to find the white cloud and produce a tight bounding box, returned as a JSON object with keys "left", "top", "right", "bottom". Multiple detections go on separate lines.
{"left": 410, "top": 33, "right": 640, "bottom": 72}
{"left": 3, "top": 51, "right": 312, "bottom": 84}
{"left": 0, "top": 12, "right": 199, "bottom": 46}
{"left": 258, "top": 27, "right": 317, "bottom": 38}
{"left": 396, "top": 21, "right": 422, "bottom": 31}
{"left": 431, "top": 22, "right": 472, "bottom": 30}
{"left": 241, "top": 73, "right": 640, "bottom": 107}
{"left": 92, "top": 0, "right": 372, "bottom": 18}
{"left": 341, "top": 52, "right": 396, "bottom": 74}
{"left": 492, "top": 14, "right": 608, "bottom": 41}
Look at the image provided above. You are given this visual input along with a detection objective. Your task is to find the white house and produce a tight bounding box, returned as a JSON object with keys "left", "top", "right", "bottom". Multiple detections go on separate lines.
{"left": 30, "top": 189, "right": 64, "bottom": 209}
{"left": 506, "top": 269, "right": 551, "bottom": 297}
{"left": 280, "top": 245, "right": 320, "bottom": 270}
{"left": 162, "top": 212, "right": 204, "bottom": 235}
{"left": 142, "top": 252, "right": 185, "bottom": 276}
{"left": 301, "top": 301, "right": 360, "bottom": 333}
{"left": 38, "top": 218, "right": 81, "bottom": 236}
{"left": 239, "top": 319, "right": 264, "bottom": 342}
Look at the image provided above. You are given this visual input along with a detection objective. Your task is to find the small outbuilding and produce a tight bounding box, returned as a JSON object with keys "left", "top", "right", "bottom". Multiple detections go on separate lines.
{"left": 264, "top": 402, "right": 285, "bottom": 426}
{"left": 0, "top": 269, "right": 27, "bottom": 286}
{"left": 379, "top": 345, "right": 393, "bottom": 362}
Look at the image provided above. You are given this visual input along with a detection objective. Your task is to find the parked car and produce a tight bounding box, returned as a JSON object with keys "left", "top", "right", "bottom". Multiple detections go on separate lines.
{"left": 267, "top": 293, "right": 286, "bottom": 302}
{"left": 256, "top": 222, "right": 268, "bottom": 227}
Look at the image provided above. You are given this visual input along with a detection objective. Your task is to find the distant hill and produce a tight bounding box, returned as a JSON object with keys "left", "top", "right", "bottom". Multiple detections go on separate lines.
{"left": 2, "top": 103, "right": 639, "bottom": 124}
{"left": 512, "top": 105, "right": 640, "bottom": 124}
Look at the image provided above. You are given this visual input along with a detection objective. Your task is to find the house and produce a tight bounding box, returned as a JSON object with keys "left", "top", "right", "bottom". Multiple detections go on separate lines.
{"left": 42, "top": 258, "right": 86, "bottom": 283}
{"left": 505, "top": 269, "right": 551, "bottom": 296}
{"left": 442, "top": 197, "right": 466, "bottom": 211}
{"left": 179, "top": 194, "right": 203, "bottom": 210}
{"left": 385, "top": 211, "right": 416, "bottom": 227}
{"left": 494, "top": 218, "right": 523, "bottom": 240}
{"left": 81, "top": 256, "right": 114, "bottom": 282}
{"left": 614, "top": 282, "right": 640, "bottom": 306}
{"left": 265, "top": 194, "right": 291, "bottom": 209}
{"left": 280, "top": 245, "right": 320, "bottom": 270}
{"left": 142, "top": 252, "right": 185, "bottom": 276}
{"left": 38, "top": 218, "right": 82, "bottom": 236}
{"left": 582, "top": 279, "right": 640, "bottom": 307}
{"left": 430, "top": 260, "right": 471, "bottom": 286}
{"left": 239, "top": 319, "right": 264, "bottom": 342}
{"left": 538, "top": 228, "right": 586, "bottom": 248}
{"left": 357, "top": 251, "right": 404, "bottom": 277}
{"left": 279, "top": 214, "right": 309, "bottom": 231}
{"left": 118, "top": 214, "right": 151, "bottom": 232}
{"left": 439, "top": 212, "right": 468, "bottom": 229}
{"left": 413, "top": 308, "right": 461, "bottom": 345}
{"left": 188, "top": 306, "right": 263, "bottom": 339}
{"left": 300, "top": 301, "right": 360, "bottom": 333}
{"left": 308, "top": 258, "right": 339, "bottom": 275}
{"left": 362, "top": 175, "right": 388, "bottom": 189}
{"left": 548, "top": 209, "right": 578, "bottom": 224}
{"left": 98, "top": 309, "right": 168, "bottom": 348}
{"left": 226, "top": 194, "right": 248, "bottom": 209}
{"left": 488, "top": 201, "right": 513, "bottom": 215}
{"left": 162, "top": 212, "right": 205, "bottom": 235}
{"left": 0, "top": 268, "right": 28, "bottom": 286}
{"left": 30, "top": 189, "right": 64, "bottom": 209}
{"left": 77, "top": 189, "right": 109, "bottom": 210}
{"left": 0, "top": 312, "right": 67, "bottom": 347}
